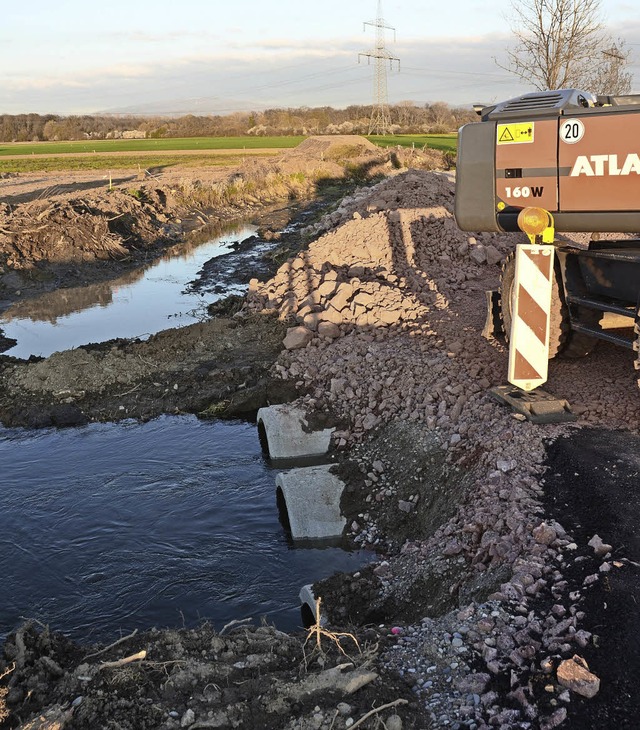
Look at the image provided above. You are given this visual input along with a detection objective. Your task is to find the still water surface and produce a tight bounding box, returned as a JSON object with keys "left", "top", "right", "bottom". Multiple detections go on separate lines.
{"left": 1, "top": 416, "right": 370, "bottom": 642}
{"left": 0, "top": 222, "right": 257, "bottom": 359}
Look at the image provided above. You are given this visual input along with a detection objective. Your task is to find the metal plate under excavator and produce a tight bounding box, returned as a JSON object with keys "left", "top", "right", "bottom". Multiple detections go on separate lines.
{"left": 489, "top": 385, "right": 577, "bottom": 424}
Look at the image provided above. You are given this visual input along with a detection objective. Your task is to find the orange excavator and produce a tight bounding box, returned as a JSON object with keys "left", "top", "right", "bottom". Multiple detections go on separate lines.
{"left": 455, "top": 89, "right": 640, "bottom": 402}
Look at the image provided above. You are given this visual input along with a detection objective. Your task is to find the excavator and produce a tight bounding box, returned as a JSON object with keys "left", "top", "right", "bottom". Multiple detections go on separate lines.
{"left": 455, "top": 88, "right": 640, "bottom": 407}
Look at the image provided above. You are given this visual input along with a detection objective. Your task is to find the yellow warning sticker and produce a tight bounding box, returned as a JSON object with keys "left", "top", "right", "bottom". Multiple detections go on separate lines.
{"left": 497, "top": 123, "right": 534, "bottom": 144}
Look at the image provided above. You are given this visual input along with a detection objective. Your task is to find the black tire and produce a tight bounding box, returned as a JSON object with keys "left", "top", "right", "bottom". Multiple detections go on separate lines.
{"left": 499, "top": 251, "right": 598, "bottom": 360}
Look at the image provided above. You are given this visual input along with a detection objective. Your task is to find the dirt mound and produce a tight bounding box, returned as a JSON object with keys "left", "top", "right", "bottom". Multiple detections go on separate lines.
{"left": 292, "top": 135, "right": 380, "bottom": 158}
{"left": 0, "top": 188, "right": 179, "bottom": 271}
{"left": 246, "top": 171, "right": 508, "bottom": 333}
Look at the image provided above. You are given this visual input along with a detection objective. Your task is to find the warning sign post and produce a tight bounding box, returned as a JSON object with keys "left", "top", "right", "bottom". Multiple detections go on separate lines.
{"left": 508, "top": 244, "right": 554, "bottom": 391}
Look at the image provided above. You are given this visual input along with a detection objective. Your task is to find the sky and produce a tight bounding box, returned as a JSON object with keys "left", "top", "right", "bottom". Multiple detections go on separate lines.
{"left": 2, "top": 0, "right": 640, "bottom": 116}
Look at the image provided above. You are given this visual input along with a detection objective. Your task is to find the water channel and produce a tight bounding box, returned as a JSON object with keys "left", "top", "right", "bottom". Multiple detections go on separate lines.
{"left": 0, "top": 221, "right": 261, "bottom": 359}
{"left": 1, "top": 416, "right": 370, "bottom": 642}
{"left": 1, "top": 222, "right": 371, "bottom": 643}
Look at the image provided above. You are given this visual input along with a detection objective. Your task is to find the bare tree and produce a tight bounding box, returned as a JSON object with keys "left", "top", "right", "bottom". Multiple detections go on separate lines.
{"left": 499, "top": 0, "right": 632, "bottom": 94}
{"left": 585, "top": 40, "right": 633, "bottom": 95}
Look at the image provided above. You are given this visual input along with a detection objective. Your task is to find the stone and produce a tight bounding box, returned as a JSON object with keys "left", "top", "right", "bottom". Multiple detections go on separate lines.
{"left": 181, "top": 709, "right": 196, "bottom": 727}
{"left": 587, "top": 534, "right": 613, "bottom": 557}
{"left": 328, "top": 283, "right": 354, "bottom": 311}
{"left": 303, "top": 313, "right": 322, "bottom": 331}
{"left": 485, "top": 245, "right": 503, "bottom": 266}
{"left": 386, "top": 716, "right": 403, "bottom": 730}
{"left": 283, "top": 326, "right": 314, "bottom": 350}
{"left": 469, "top": 245, "right": 487, "bottom": 265}
{"left": 362, "top": 413, "right": 378, "bottom": 430}
{"left": 533, "top": 522, "right": 557, "bottom": 545}
{"left": 557, "top": 656, "right": 600, "bottom": 698}
{"left": 353, "top": 291, "right": 376, "bottom": 308}
{"left": 541, "top": 708, "right": 567, "bottom": 730}
{"left": 320, "top": 307, "right": 344, "bottom": 325}
{"left": 317, "top": 321, "right": 340, "bottom": 339}
{"left": 317, "top": 280, "right": 338, "bottom": 299}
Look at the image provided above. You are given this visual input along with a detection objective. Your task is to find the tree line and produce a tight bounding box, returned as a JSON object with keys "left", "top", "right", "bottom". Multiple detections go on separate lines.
{"left": 0, "top": 102, "right": 478, "bottom": 143}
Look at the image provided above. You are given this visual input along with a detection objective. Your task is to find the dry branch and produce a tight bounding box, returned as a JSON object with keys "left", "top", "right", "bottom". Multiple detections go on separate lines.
{"left": 83, "top": 629, "right": 138, "bottom": 660}
{"left": 350, "top": 699, "right": 409, "bottom": 729}
{"left": 99, "top": 649, "right": 147, "bottom": 670}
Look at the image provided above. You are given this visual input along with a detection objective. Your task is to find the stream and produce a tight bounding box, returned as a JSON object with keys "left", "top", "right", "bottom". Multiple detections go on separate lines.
{"left": 0, "top": 221, "right": 263, "bottom": 359}
{"left": 1, "top": 416, "right": 370, "bottom": 642}
{"left": 1, "top": 221, "right": 370, "bottom": 643}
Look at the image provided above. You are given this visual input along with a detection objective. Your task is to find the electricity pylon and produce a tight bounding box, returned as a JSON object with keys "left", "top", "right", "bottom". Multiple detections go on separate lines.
{"left": 358, "top": 0, "right": 400, "bottom": 135}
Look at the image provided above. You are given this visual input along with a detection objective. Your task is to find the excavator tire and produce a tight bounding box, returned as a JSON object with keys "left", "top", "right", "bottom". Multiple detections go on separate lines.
{"left": 499, "top": 252, "right": 598, "bottom": 359}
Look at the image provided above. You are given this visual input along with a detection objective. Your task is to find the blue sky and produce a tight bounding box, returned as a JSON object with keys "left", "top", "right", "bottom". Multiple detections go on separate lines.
{"left": 2, "top": 0, "right": 639, "bottom": 115}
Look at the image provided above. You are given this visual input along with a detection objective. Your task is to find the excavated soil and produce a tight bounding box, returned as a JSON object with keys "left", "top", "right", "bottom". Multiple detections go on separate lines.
{"left": 2, "top": 148, "right": 639, "bottom": 729}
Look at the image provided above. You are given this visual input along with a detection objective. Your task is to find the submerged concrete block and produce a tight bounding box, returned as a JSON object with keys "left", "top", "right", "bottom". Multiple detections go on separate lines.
{"left": 276, "top": 464, "right": 346, "bottom": 540}
{"left": 257, "top": 404, "right": 334, "bottom": 460}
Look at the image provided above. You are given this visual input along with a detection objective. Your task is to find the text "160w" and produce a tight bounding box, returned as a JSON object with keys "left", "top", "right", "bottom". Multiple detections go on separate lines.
{"left": 504, "top": 186, "right": 544, "bottom": 198}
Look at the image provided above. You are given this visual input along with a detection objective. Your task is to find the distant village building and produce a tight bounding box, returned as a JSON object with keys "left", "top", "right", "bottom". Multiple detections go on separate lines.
{"left": 105, "top": 130, "right": 146, "bottom": 139}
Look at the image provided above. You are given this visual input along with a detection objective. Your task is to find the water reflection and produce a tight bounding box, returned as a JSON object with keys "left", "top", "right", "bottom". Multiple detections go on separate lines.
{"left": 1, "top": 222, "right": 256, "bottom": 359}
{"left": 0, "top": 416, "right": 372, "bottom": 641}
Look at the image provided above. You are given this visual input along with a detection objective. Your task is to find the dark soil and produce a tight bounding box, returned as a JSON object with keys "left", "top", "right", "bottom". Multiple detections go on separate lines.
{"left": 0, "top": 312, "right": 298, "bottom": 428}
{"left": 542, "top": 428, "right": 640, "bottom": 729}
{"left": 1, "top": 621, "right": 420, "bottom": 730}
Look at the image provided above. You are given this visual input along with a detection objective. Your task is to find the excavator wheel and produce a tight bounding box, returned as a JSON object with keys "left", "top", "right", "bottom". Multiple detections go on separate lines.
{"left": 499, "top": 252, "right": 598, "bottom": 359}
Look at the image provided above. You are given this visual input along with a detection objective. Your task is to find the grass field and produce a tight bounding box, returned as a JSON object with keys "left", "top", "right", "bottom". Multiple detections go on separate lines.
{"left": 368, "top": 134, "right": 458, "bottom": 152}
{"left": 0, "top": 134, "right": 458, "bottom": 174}
{"left": 0, "top": 136, "right": 305, "bottom": 157}
{"left": 0, "top": 153, "right": 277, "bottom": 174}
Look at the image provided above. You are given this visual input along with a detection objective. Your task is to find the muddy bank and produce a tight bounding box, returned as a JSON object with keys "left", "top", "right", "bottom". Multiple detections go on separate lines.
{"left": 1, "top": 621, "right": 417, "bottom": 730}
{"left": 0, "top": 311, "right": 297, "bottom": 428}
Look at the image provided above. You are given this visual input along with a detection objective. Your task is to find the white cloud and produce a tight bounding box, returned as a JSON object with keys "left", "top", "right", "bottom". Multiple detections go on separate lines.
{"left": 3, "top": 24, "right": 639, "bottom": 115}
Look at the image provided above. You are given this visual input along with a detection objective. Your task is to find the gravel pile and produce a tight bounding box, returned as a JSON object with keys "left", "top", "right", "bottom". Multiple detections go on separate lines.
{"left": 246, "top": 169, "right": 631, "bottom": 727}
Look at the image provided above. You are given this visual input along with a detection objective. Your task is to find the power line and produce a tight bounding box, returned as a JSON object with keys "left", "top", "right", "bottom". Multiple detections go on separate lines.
{"left": 358, "top": 0, "right": 400, "bottom": 135}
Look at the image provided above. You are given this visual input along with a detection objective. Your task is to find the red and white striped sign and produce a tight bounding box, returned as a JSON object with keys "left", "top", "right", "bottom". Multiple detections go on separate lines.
{"left": 508, "top": 245, "right": 555, "bottom": 391}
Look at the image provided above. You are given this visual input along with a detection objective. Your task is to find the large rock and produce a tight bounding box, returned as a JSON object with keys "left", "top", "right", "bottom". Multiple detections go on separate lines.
{"left": 283, "top": 326, "right": 314, "bottom": 350}
{"left": 328, "top": 283, "right": 354, "bottom": 311}
{"left": 557, "top": 656, "right": 600, "bottom": 698}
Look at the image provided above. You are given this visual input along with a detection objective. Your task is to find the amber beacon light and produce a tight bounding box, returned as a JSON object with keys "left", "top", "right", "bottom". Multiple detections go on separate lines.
{"left": 517, "top": 207, "right": 555, "bottom": 243}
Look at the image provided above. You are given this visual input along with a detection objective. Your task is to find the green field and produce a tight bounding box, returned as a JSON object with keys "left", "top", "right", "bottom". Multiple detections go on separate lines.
{"left": 367, "top": 134, "right": 458, "bottom": 153}
{"left": 0, "top": 153, "right": 275, "bottom": 174}
{"left": 0, "top": 134, "right": 458, "bottom": 174}
{"left": 0, "top": 136, "right": 306, "bottom": 157}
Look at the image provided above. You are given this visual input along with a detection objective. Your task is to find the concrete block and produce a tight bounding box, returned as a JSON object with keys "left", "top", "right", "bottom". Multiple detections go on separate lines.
{"left": 276, "top": 465, "right": 346, "bottom": 540}
{"left": 257, "top": 404, "right": 334, "bottom": 460}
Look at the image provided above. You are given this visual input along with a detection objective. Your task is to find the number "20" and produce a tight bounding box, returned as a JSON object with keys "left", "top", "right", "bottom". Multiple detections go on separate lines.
{"left": 560, "top": 118, "right": 585, "bottom": 144}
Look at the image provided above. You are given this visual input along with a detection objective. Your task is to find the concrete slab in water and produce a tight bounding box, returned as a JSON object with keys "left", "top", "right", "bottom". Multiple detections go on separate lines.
{"left": 276, "top": 464, "right": 346, "bottom": 540}
{"left": 257, "top": 404, "right": 334, "bottom": 460}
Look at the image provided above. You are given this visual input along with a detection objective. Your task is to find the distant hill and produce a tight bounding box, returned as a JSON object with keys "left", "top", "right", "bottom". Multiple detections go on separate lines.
{"left": 96, "top": 97, "right": 268, "bottom": 117}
